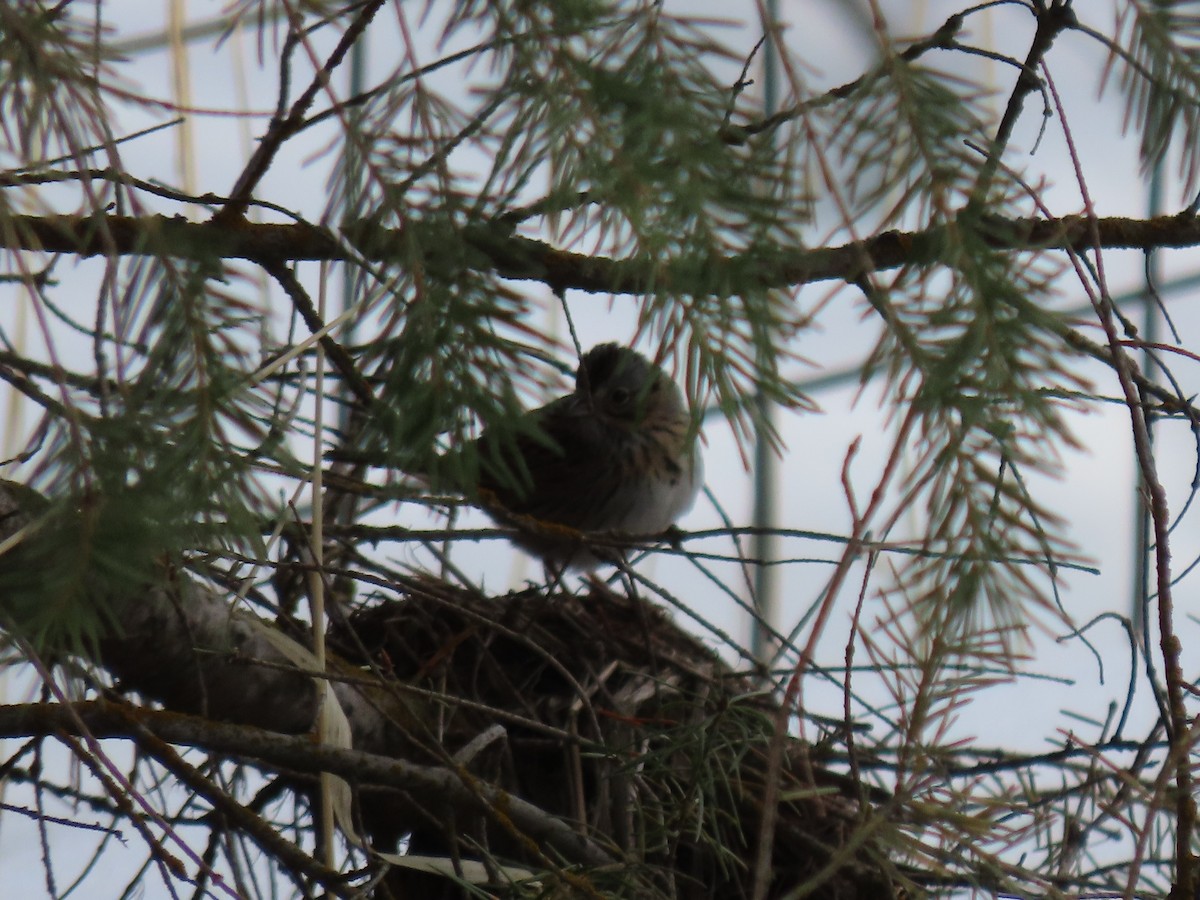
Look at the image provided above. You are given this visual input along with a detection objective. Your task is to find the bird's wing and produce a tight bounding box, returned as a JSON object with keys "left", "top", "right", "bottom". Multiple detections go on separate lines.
{"left": 474, "top": 397, "right": 617, "bottom": 529}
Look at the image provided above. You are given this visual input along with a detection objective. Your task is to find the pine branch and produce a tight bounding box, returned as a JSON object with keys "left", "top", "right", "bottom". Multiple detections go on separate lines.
{"left": 0, "top": 701, "right": 615, "bottom": 871}
{"left": 6, "top": 208, "right": 1196, "bottom": 425}
{"left": 6, "top": 210, "right": 1200, "bottom": 287}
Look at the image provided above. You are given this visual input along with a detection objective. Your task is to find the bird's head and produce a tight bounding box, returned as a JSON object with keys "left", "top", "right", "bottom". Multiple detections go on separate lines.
{"left": 574, "top": 343, "right": 686, "bottom": 429}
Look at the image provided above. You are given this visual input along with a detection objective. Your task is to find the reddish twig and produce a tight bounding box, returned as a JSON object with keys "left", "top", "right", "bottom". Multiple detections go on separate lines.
{"left": 215, "top": 1, "right": 386, "bottom": 224}
{"left": 1042, "top": 61, "right": 1192, "bottom": 899}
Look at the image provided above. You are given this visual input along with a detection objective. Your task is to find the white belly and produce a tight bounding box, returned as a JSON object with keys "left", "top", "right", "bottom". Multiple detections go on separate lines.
{"left": 616, "top": 450, "right": 704, "bottom": 534}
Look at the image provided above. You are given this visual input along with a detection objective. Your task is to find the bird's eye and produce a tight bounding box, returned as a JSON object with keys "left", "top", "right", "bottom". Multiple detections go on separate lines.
{"left": 610, "top": 387, "right": 632, "bottom": 406}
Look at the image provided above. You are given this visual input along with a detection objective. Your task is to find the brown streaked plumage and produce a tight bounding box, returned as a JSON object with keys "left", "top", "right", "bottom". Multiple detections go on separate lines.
{"left": 471, "top": 343, "right": 703, "bottom": 568}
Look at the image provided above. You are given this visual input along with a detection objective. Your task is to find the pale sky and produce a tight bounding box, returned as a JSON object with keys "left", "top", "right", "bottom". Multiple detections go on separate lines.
{"left": 0, "top": 1, "right": 1193, "bottom": 893}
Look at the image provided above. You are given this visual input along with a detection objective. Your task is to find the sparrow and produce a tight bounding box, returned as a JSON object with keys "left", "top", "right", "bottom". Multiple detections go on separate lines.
{"left": 469, "top": 343, "right": 703, "bottom": 568}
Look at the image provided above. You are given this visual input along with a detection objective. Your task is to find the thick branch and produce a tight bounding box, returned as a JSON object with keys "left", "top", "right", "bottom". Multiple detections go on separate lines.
{"left": 0, "top": 701, "right": 614, "bottom": 870}
{"left": 0, "top": 481, "right": 411, "bottom": 753}
{"left": 5, "top": 211, "right": 1200, "bottom": 293}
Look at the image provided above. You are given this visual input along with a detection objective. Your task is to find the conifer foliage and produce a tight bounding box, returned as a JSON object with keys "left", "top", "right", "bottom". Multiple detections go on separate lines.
{"left": 0, "top": 2, "right": 1198, "bottom": 898}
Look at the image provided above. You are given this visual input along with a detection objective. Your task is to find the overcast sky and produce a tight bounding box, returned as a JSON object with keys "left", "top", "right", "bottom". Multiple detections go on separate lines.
{"left": 1, "top": 1, "right": 1195, "bottom": 892}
